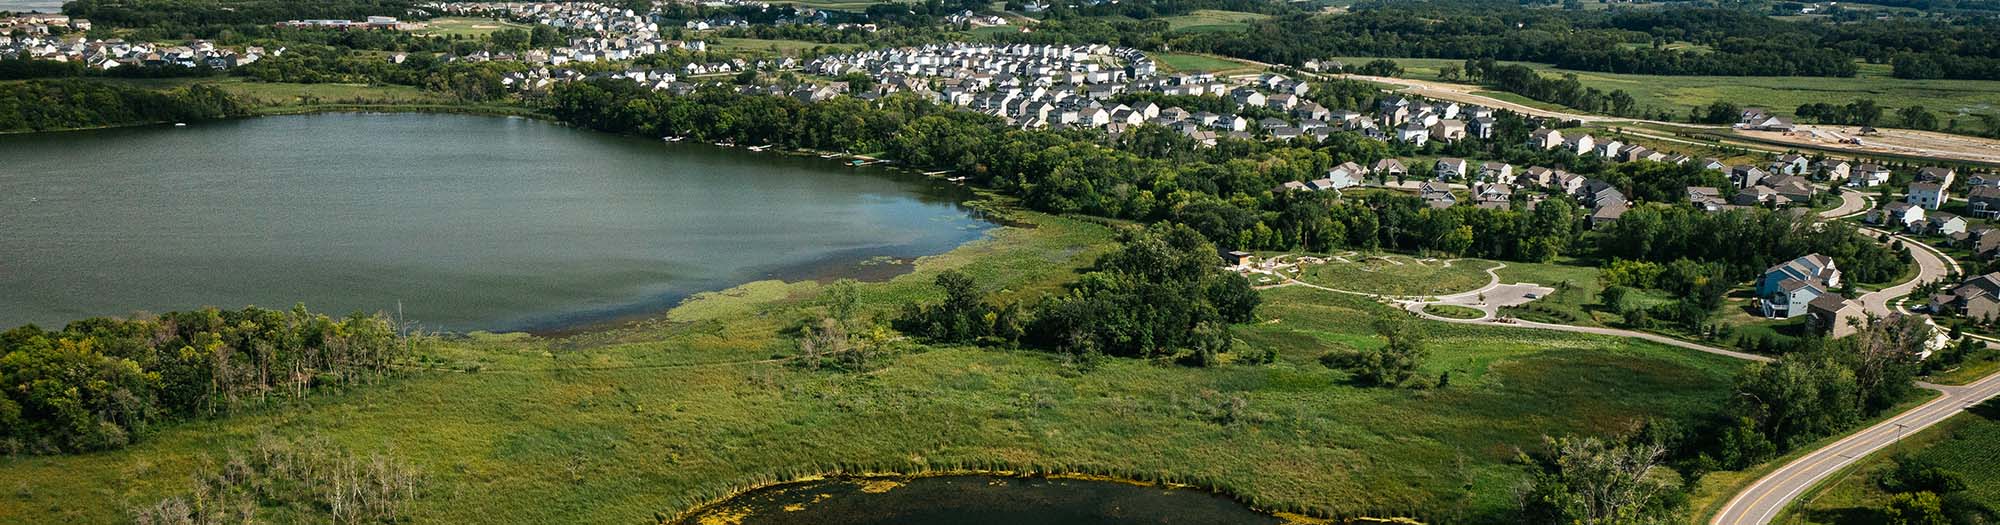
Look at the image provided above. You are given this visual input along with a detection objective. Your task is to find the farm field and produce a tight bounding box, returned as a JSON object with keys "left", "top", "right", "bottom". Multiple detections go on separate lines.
{"left": 1780, "top": 401, "right": 2000, "bottom": 524}
{"left": 1327, "top": 56, "right": 2000, "bottom": 122}
{"left": 0, "top": 210, "right": 1749, "bottom": 524}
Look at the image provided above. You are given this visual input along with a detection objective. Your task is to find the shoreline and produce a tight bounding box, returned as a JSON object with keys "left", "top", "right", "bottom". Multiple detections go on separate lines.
{"left": 0, "top": 106, "right": 1006, "bottom": 340}
{"left": 663, "top": 468, "right": 1422, "bottom": 525}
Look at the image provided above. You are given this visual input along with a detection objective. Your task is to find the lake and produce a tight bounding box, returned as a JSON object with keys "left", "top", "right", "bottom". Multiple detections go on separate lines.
{"left": 0, "top": 0, "right": 62, "bottom": 12}
{"left": 680, "top": 476, "right": 1281, "bottom": 525}
{"left": 0, "top": 113, "right": 990, "bottom": 332}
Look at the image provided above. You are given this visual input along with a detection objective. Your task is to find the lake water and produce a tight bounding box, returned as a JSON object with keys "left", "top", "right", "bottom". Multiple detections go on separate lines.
{"left": 0, "top": 113, "right": 990, "bottom": 332}
{"left": 0, "top": 0, "right": 62, "bottom": 13}
{"left": 680, "top": 476, "right": 1281, "bottom": 525}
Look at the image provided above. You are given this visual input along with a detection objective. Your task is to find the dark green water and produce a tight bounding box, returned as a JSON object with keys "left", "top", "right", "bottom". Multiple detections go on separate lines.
{"left": 0, "top": 113, "right": 989, "bottom": 331}
{"left": 683, "top": 476, "right": 1281, "bottom": 525}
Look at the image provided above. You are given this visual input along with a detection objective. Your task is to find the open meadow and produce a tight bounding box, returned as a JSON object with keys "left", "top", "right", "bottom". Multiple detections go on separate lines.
{"left": 0, "top": 209, "right": 1747, "bottom": 524}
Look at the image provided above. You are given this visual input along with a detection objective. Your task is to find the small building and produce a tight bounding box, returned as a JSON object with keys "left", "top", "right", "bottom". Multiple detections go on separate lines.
{"left": 1807, "top": 294, "right": 1866, "bottom": 339}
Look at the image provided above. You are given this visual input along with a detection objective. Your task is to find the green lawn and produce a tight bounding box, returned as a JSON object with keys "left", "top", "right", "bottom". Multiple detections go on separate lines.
{"left": 1294, "top": 254, "right": 1498, "bottom": 297}
{"left": 1781, "top": 401, "right": 2000, "bottom": 524}
{"left": 1153, "top": 52, "right": 1261, "bottom": 75}
{"left": 1329, "top": 56, "right": 2000, "bottom": 121}
{"left": 1424, "top": 304, "right": 1487, "bottom": 319}
{"left": 1158, "top": 9, "right": 1269, "bottom": 33}
{"left": 0, "top": 207, "right": 1752, "bottom": 524}
{"left": 414, "top": 17, "right": 529, "bottom": 38}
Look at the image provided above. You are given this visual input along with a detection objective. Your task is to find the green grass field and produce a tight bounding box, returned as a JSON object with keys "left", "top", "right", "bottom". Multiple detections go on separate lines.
{"left": 1153, "top": 52, "right": 1261, "bottom": 75}
{"left": 1158, "top": 9, "right": 1269, "bottom": 33}
{"left": 1424, "top": 304, "right": 1487, "bottom": 319}
{"left": 1329, "top": 56, "right": 2000, "bottom": 121}
{"left": 1782, "top": 401, "right": 2000, "bottom": 524}
{"left": 1294, "top": 254, "right": 1497, "bottom": 297}
{"left": 414, "top": 17, "right": 529, "bottom": 38}
{"left": 0, "top": 206, "right": 1750, "bottom": 524}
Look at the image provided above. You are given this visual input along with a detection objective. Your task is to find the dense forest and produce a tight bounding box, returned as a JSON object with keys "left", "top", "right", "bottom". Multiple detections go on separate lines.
{"left": 0, "top": 79, "right": 248, "bottom": 132}
{"left": 0, "top": 306, "right": 406, "bottom": 454}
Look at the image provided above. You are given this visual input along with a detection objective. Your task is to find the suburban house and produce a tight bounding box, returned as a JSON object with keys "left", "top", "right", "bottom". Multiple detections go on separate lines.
{"left": 1757, "top": 253, "right": 1841, "bottom": 318}
{"left": 1687, "top": 186, "right": 1729, "bottom": 212}
{"left": 1420, "top": 181, "right": 1456, "bottom": 209}
{"left": 1918, "top": 167, "right": 1958, "bottom": 189}
{"left": 1772, "top": 154, "right": 1810, "bottom": 175}
{"left": 1927, "top": 212, "right": 1968, "bottom": 237}
{"left": 1807, "top": 294, "right": 1866, "bottom": 339}
{"left": 1529, "top": 128, "right": 1563, "bottom": 150}
{"left": 1373, "top": 159, "right": 1407, "bottom": 180}
{"left": 1849, "top": 164, "right": 1891, "bottom": 187}
{"left": 1871, "top": 201, "right": 1927, "bottom": 231}
{"left": 1907, "top": 182, "right": 1947, "bottom": 210}
{"left": 1931, "top": 272, "right": 2000, "bottom": 321}
{"left": 1435, "top": 158, "right": 1470, "bottom": 181}
{"left": 1479, "top": 161, "right": 1513, "bottom": 182}
{"left": 1817, "top": 160, "right": 1851, "bottom": 181}
{"left": 1969, "top": 185, "right": 2000, "bottom": 218}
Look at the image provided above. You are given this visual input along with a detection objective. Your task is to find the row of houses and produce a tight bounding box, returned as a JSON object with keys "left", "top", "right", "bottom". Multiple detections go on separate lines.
{"left": 0, "top": 13, "right": 89, "bottom": 35}
{"left": 274, "top": 16, "right": 423, "bottom": 31}
{"left": 0, "top": 35, "right": 272, "bottom": 70}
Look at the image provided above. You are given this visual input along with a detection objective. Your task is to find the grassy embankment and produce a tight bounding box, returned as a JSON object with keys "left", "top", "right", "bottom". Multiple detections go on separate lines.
{"left": 1777, "top": 401, "right": 2000, "bottom": 524}
{"left": 0, "top": 206, "right": 1750, "bottom": 524}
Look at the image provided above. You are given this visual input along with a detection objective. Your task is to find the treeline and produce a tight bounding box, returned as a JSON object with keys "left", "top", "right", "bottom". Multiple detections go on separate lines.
{"left": 65, "top": 0, "right": 422, "bottom": 28}
{"left": 553, "top": 80, "right": 1624, "bottom": 262}
{"left": 1592, "top": 205, "right": 1910, "bottom": 285}
{"left": 0, "top": 79, "right": 248, "bottom": 132}
{"left": 1180, "top": 7, "right": 1859, "bottom": 77}
{"left": 895, "top": 223, "right": 1261, "bottom": 366}
{"left": 0, "top": 306, "right": 406, "bottom": 454}
{"left": 1468, "top": 60, "right": 1641, "bottom": 118}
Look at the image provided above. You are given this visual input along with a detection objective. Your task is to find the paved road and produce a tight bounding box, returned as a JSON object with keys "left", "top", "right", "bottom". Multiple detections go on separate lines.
{"left": 1819, "top": 190, "right": 1872, "bottom": 220}
{"left": 1855, "top": 227, "right": 1960, "bottom": 318}
{"left": 1712, "top": 372, "right": 2000, "bottom": 525}
{"left": 1708, "top": 191, "right": 1979, "bottom": 525}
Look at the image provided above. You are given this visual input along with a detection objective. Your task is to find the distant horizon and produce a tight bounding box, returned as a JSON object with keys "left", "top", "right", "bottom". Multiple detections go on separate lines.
{"left": 0, "top": 0, "right": 63, "bottom": 13}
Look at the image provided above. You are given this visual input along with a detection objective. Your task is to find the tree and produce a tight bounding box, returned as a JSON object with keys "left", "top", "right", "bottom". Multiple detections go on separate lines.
{"left": 1882, "top": 491, "right": 1948, "bottom": 525}
{"left": 489, "top": 28, "right": 529, "bottom": 50}
{"left": 1519, "top": 436, "right": 1682, "bottom": 525}
{"left": 1899, "top": 105, "right": 1939, "bottom": 131}
{"left": 1322, "top": 317, "right": 1428, "bottom": 387}
{"left": 529, "top": 24, "right": 563, "bottom": 47}
{"left": 823, "top": 279, "right": 860, "bottom": 328}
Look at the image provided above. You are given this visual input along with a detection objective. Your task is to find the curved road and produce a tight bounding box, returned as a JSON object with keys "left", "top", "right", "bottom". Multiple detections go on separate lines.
{"left": 1710, "top": 188, "right": 1988, "bottom": 525}
{"left": 1712, "top": 373, "right": 2000, "bottom": 525}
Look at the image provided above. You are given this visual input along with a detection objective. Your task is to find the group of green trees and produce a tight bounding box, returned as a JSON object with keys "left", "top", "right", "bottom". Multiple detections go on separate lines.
{"left": 1594, "top": 206, "right": 1909, "bottom": 286}
{"left": 896, "top": 224, "right": 1260, "bottom": 366}
{"left": 1466, "top": 60, "right": 1642, "bottom": 118}
{"left": 0, "top": 80, "right": 248, "bottom": 132}
{"left": 0, "top": 306, "right": 405, "bottom": 454}
{"left": 1871, "top": 438, "right": 1997, "bottom": 524}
